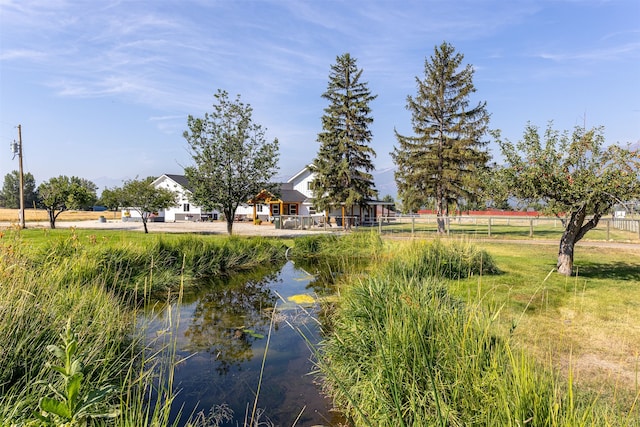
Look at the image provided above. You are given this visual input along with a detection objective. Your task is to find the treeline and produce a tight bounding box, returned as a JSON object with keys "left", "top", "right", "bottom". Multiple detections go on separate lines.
{"left": 0, "top": 170, "right": 98, "bottom": 210}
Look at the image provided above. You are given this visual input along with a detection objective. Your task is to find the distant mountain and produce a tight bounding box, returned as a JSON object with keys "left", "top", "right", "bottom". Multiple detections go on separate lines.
{"left": 373, "top": 166, "right": 397, "bottom": 199}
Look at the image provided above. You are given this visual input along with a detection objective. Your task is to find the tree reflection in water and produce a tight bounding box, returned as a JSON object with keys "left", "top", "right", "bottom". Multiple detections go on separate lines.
{"left": 183, "top": 266, "right": 281, "bottom": 375}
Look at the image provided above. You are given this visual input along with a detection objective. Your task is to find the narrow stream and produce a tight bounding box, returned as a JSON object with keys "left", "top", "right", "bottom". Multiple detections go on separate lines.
{"left": 142, "top": 260, "right": 344, "bottom": 426}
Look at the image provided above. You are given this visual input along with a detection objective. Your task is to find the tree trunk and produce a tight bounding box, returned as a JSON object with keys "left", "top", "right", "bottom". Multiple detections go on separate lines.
{"left": 557, "top": 204, "right": 600, "bottom": 276}
{"left": 436, "top": 196, "right": 446, "bottom": 234}
{"left": 557, "top": 234, "right": 575, "bottom": 276}
{"left": 48, "top": 209, "right": 56, "bottom": 229}
{"left": 226, "top": 218, "right": 233, "bottom": 235}
{"left": 142, "top": 219, "right": 149, "bottom": 234}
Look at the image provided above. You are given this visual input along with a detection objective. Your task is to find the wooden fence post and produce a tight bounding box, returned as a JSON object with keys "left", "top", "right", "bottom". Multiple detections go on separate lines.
{"left": 488, "top": 217, "right": 492, "bottom": 237}
{"left": 529, "top": 218, "right": 534, "bottom": 237}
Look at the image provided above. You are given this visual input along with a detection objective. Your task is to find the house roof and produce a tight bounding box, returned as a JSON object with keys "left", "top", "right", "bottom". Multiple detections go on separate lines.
{"left": 163, "top": 174, "right": 192, "bottom": 191}
{"left": 286, "top": 165, "right": 312, "bottom": 183}
{"left": 152, "top": 174, "right": 193, "bottom": 193}
{"left": 278, "top": 188, "right": 307, "bottom": 203}
{"left": 249, "top": 183, "right": 307, "bottom": 204}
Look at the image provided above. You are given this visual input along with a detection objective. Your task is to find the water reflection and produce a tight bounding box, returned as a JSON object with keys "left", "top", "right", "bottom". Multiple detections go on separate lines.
{"left": 184, "top": 268, "right": 279, "bottom": 375}
{"left": 144, "top": 261, "right": 344, "bottom": 427}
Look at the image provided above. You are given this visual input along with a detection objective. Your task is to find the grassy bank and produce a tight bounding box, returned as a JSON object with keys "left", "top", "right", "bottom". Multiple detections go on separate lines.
{"left": 0, "top": 227, "right": 289, "bottom": 426}
{"left": 316, "top": 237, "right": 639, "bottom": 426}
{"left": 14, "top": 227, "right": 288, "bottom": 297}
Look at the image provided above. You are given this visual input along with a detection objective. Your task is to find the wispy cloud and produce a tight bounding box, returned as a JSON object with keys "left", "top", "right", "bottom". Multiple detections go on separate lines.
{"left": 537, "top": 42, "right": 640, "bottom": 62}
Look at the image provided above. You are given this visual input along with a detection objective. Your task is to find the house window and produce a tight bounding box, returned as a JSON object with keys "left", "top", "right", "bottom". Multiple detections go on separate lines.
{"left": 307, "top": 181, "right": 313, "bottom": 191}
{"left": 257, "top": 205, "right": 263, "bottom": 213}
{"left": 272, "top": 205, "right": 280, "bottom": 215}
{"left": 183, "top": 203, "right": 190, "bottom": 212}
{"left": 289, "top": 204, "right": 297, "bottom": 215}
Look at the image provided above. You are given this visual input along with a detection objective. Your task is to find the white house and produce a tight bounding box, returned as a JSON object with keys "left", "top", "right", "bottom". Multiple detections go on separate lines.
{"left": 287, "top": 166, "right": 316, "bottom": 215}
{"left": 131, "top": 168, "right": 392, "bottom": 227}
{"left": 123, "top": 174, "right": 220, "bottom": 222}
{"left": 154, "top": 174, "right": 221, "bottom": 221}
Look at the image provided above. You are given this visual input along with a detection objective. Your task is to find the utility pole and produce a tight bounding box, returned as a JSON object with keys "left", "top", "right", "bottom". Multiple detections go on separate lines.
{"left": 12, "top": 125, "right": 26, "bottom": 228}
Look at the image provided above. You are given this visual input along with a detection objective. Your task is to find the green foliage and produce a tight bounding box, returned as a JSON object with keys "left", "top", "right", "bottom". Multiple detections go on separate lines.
{"left": 392, "top": 42, "right": 490, "bottom": 231}
{"left": 118, "top": 177, "right": 178, "bottom": 233}
{"left": 492, "top": 123, "right": 640, "bottom": 274}
{"left": 183, "top": 89, "right": 280, "bottom": 235}
{"left": 311, "top": 53, "right": 378, "bottom": 213}
{"left": 37, "top": 176, "right": 98, "bottom": 229}
{"left": 35, "top": 319, "right": 119, "bottom": 425}
{"left": 493, "top": 123, "right": 640, "bottom": 217}
{"left": 98, "top": 187, "right": 125, "bottom": 212}
{"left": 0, "top": 170, "right": 39, "bottom": 209}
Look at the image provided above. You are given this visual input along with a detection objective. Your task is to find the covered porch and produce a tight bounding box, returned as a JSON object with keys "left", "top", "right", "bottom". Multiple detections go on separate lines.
{"left": 247, "top": 185, "right": 308, "bottom": 224}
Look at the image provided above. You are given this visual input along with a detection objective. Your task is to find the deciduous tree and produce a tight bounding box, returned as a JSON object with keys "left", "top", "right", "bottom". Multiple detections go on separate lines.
{"left": 38, "top": 176, "right": 97, "bottom": 229}
{"left": 311, "top": 53, "right": 378, "bottom": 219}
{"left": 392, "top": 42, "right": 490, "bottom": 233}
{"left": 492, "top": 123, "right": 640, "bottom": 275}
{"left": 119, "top": 177, "right": 178, "bottom": 234}
{"left": 183, "top": 90, "right": 279, "bottom": 235}
{"left": 99, "top": 187, "right": 126, "bottom": 219}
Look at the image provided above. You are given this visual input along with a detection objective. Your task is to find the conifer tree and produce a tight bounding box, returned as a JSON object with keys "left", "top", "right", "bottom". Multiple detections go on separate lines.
{"left": 311, "top": 53, "right": 378, "bottom": 218}
{"left": 392, "top": 42, "right": 490, "bottom": 233}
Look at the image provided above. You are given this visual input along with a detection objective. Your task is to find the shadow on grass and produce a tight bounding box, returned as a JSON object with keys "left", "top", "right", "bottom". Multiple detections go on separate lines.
{"left": 576, "top": 261, "right": 640, "bottom": 281}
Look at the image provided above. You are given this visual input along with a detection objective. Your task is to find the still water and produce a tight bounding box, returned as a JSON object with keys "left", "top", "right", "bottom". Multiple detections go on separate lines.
{"left": 142, "top": 260, "right": 344, "bottom": 426}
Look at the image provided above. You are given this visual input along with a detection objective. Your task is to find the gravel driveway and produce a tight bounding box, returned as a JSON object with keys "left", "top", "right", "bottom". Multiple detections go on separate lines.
{"left": 2, "top": 219, "right": 331, "bottom": 237}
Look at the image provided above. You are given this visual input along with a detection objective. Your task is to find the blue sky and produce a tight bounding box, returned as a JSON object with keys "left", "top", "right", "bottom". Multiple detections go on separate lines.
{"left": 1, "top": 0, "right": 639, "bottom": 196}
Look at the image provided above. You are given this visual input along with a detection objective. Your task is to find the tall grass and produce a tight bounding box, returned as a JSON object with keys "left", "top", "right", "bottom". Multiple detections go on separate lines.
{"left": 0, "top": 254, "right": 133, "bottom": 423}
{"left": 319, "top": 240, "right": 632, "bottom": 426}
{"left": 291, "top": 231, "right": 383, "bottom": 259}
{"left": 25, "top": 230, "right": 288, "bottom": 297}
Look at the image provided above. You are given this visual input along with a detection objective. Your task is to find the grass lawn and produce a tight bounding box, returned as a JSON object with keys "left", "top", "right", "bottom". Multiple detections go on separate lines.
{"left": 447, "top": 240, "right": 640, "bottom": 408}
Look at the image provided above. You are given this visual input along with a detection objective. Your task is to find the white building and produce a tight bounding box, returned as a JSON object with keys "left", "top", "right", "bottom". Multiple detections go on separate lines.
{"left": 126, "top": 168, "right": 392, "bottom": 227}
{"left": 122, "top": 174, "right": 220, "bottom": 222}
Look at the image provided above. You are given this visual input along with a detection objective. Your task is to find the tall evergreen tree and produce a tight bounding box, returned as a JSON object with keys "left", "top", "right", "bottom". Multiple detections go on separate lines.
{"left": 392, "top": 42, "right": 490, "bottom": 233}
{"left": 311, "top": 53, "right": 378, "bottom": 218}
{"left": 0, "top": 170, "right": 38, "bottom": 208}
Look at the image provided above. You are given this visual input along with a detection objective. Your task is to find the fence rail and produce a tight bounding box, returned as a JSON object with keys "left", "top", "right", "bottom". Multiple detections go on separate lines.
{"left": 612, "top": 217, "right": 640, "bottom": 235}
{"left": 267, "top": 214, "right": 640, "bottom": 241}
{"left": 373, "top": 215, "right": 640, "bottom": 241}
